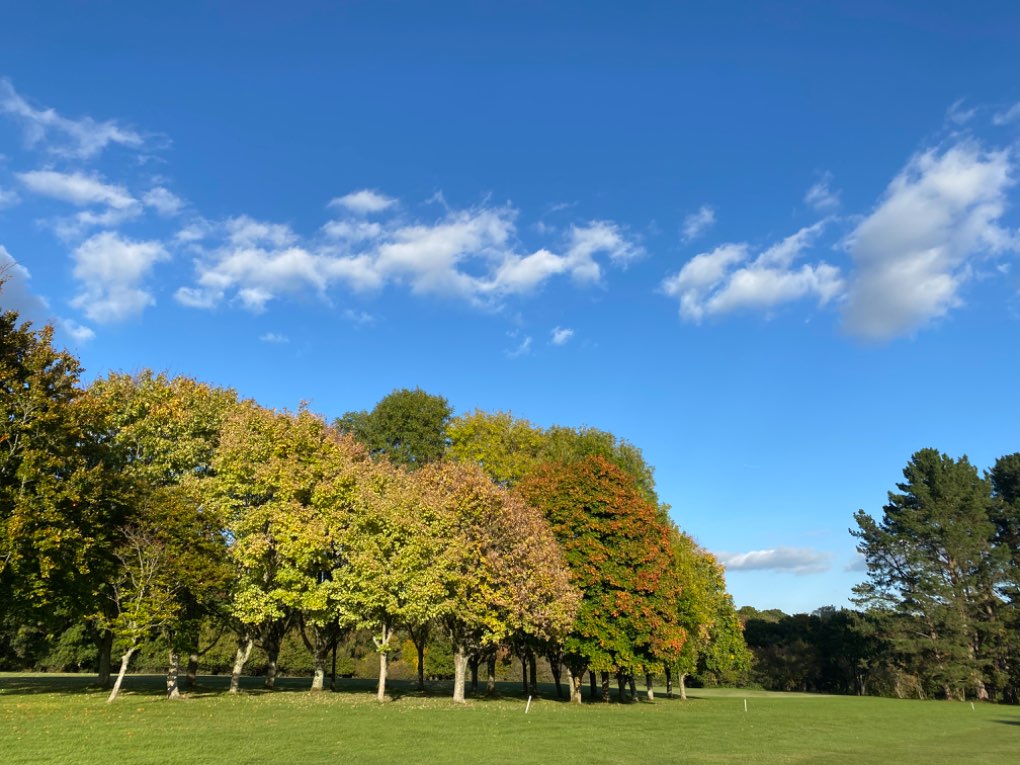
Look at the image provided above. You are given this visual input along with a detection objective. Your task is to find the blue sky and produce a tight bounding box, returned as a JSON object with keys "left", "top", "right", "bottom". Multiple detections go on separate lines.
{"left": 2, "top": 2, "right": 1019, "bottom": 613}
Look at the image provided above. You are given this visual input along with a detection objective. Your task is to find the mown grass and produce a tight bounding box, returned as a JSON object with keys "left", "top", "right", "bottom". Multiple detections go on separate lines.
{"left": 2, "top": 673, "right": 1018, "bottom": 764}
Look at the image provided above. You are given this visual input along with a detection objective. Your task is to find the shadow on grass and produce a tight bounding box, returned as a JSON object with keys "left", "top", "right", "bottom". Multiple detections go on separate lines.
{"left": 0, "top": 673, "right": 682, "bottom": 706}
{"left": 992, "top": 719, "right": 1020, "bottom": 726}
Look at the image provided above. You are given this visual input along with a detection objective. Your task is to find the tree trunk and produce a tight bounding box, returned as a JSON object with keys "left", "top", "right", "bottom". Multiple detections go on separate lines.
{"left": 548, "top": 655, "right": 562, "bottom": 699}
{"left": 186, "top": 653, "right": 199, "bottom": 688}
{"left": 601, "top": 671, "right": 611, "bottom": 702}
{"left": 106, "top": 646, "right": 136, "bottom": 704}
{"left": 167, "top": 650, "right": 181, "bottom": 700}
{"left": 453, "top": 643, "right": 467, "bottom": 703}
{"left": 96, "top": 630, "right": 113, "bottom": 689}
{"left": 521, "top": 654, "right": 528, "bottom": 694}
{"left": 567, "top": 667, "right": 583, "bottom": 704}
{"left": 679, "top": 672, "right": 688, "bottom": 701}
{"left": 486, "top": 654, "right": 497, "bottom": 695}
{"left": 469, "top": 655, "right": 479, "bottom": 694}
{"left": 264, "top": 647, "right": 280, "bottom": 690}
{"left": 408, "top": 623, "right": 429, "bottom": 692}
{"left": 665, "top": 665, "right": 673, "bottom": 698}
{"left": 378, "top": 649, "right": 388, "bottom": 703}
{"left": 628, "top": 674, "right": 637, "bottom": 700}
{"left": 417, "top": 642, "right": 426, "bottom": 690}
{"left": 229, "top": 636, "right": 254, "bottom": 693}
{"left": 645, "top": 672, "right": 654, "bottom": 701}
{"left": 617, "top": 672, "right": 627, "bottom": 702}
{"left": 375, "top": 622, "right": 392, "bottom": 703}
{"left": 330, "top": 637, "right": 338, "bottom": 691}
{"left": 589, "top": 669, "right": 597, "bottom": 699}
{"left": 528, "top": 652, "right": 538, "bottom": 696}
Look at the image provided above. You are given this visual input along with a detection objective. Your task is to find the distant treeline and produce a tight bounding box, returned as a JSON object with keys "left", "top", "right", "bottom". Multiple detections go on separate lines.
{"left": 742, "top": 447, "right": 1020, "bottom": 704}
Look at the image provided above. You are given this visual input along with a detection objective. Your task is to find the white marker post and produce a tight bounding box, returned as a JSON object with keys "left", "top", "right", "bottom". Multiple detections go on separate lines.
{"left": 744, "top": 698, "right": 748, "bottom": 713}
{"left": 525, "top": 695, "right": 532, "bottom": 714}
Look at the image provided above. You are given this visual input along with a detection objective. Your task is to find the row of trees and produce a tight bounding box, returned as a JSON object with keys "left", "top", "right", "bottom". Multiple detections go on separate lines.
{"left": 0, "top": 285, "right": 749, "bottom": 704}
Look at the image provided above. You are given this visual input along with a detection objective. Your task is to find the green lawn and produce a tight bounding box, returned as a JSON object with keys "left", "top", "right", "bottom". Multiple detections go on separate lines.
{"left": 2, "top": 673, "right": 1018, "bottom": 764}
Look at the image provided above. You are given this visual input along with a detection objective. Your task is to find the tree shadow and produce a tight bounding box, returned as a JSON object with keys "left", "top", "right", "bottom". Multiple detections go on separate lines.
{"left": 0, "top": 673, "right": 679, "bottom": 705}
{"left": 991, "top": 719, "right": 1020, "bottom": 726}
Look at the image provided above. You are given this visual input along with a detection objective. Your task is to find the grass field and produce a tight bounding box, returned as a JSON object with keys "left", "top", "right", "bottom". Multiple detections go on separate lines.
{"left": 2, "top": 673, "right": 1018, "bottom": 764}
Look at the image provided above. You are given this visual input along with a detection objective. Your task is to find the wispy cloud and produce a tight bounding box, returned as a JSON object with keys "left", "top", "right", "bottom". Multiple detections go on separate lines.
{"left": 0, "top": 185, "right": 19, "bottom": 209}
{"left": 259, "top": 332, "right": 289, "bottom": 344}
{"left": 550, "top": 326, "right": 574, "bottom": 345}
{"left": 992, "top": 101, "right": 1020, "bottom": 126}
{"left": 682, "top": 205, "right": 716, "bottom": 243}
{"left": 0, "top": 78, "right": 143, "bottom": 159}
{"left": 662, "top": 221, "right": 842, "bottom": 322}
{"left": 716, "top": 546, "right": 833, "bottom": 575}
{"left": 804, "top": 173, "right": 841, "bottom": 212}
{"left": 18, "top": 170, "right": 136, "bottom": 209}
{"left": 328, "top": 189, "right": 397, "bottom": 215}
{"left": 505, "top": 333, "right": 532, "bottom": 358}
{"left": 842, "top": 141, "right": 1016, "bottom": 340}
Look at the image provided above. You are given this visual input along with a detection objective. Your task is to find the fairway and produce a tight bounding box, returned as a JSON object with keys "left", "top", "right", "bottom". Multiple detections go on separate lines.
{"left": 2, "top": 675, "right": 1018, "bottom": 765}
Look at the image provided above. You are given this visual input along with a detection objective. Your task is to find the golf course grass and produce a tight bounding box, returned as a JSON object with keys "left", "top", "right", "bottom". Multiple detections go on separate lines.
{"left": 2, "top": 673, "right": 1018, "bottom": 764}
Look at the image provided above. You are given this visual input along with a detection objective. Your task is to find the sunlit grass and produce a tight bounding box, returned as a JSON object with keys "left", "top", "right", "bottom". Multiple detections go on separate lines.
{"left": 2, "top": 673, "right": 1018, "bottom": 764}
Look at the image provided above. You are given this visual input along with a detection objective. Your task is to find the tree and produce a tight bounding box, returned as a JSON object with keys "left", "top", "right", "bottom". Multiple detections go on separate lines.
{"left": 447, "top": 409, "right": 545, "bottom": 486}
{"left": 852, "top": 448, "right": 1005, "bottom": 700}
{"left": 337, "top": 388, "right": 451, "bottom": 470}
{"left": 414, "top": 462, "right": 579, "bottom": 703}
{"left": 516, "top": 456, "right": 678, "bottom": 703}
{"left": 0, "top": 295, "right": 131, "bottom": 688}
{"left": 211, "top": 404, "right": 366, "bottom": 691}
{"left": 990, "top": 453, "right": 1020, "bottom": 702}
{"left": 86, "top": 371, "right": 237, "bottom": 696}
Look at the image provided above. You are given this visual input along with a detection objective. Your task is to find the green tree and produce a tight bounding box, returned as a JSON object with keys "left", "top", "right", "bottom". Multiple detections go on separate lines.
{"left": 211, "top": 404, "right": 365, "bottom": 691}
{"left": 86, "top": 371, "right": 237, "bottom": 696}
{"left": 852, "top": 448, "right": 1005, "bottom": 700}
{"left": 0, "top": 296, "right": 131, "bottom": 688}
{"left": 338, "top": 388, "right": 451, "bottom": 470}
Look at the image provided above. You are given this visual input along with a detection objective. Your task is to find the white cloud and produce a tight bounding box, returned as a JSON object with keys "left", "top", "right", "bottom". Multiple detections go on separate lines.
{"left": 60, "top": 318, "right": 95, "bottom": 342}
{"left": 322, "top": 220, "right": 383, "bottom": 242}
{"left": 681, "top": 205, "right": 716, "bottom": 243}
{"left": 505, "top": 334, "right": 532, "bottom": 358}
{"left": 804, "top": 174, "right": 841, "bottom": 212}
{"left": 842, "top": 142, "right": 1016, "bottom": 340}
{"left": 259, "top": 332, "right": 289, "bottom": 344}
{"left": 663, "top": 223, "right": 842, "bottom": 323}
{"left": 328, "top": 189, "right": 396, "bottom": 215}
{"left": 550, "top": 326, "right": 574, "bottom": 345}
{"left": 178, "top": 204, "right": 641, "bottom": 312}
{"left": 993, "top": 101, "right": 1020, "bottom": 126}
{"left": 343, "top": 308, "right": 375, "bottom": 325}
{"left": 0, "top": 185, "right": 19, "bottom": 208}
{"left": 716, "top": 546, "right": 833, "bottom": 575}
{"left": 226, "top": 215, "right": 298, "bottom": 248}
{"left": 0, "top": 78, "right": 143, "bottom": 159}
{"left": 17, "top": 170, "right": 136, "bottom": 209}
{"left": 947, "top": 98, "right": 977, "bottom": 126}
{"left": 70, "top": 232, "right": 170, "bottom": 322}
{"left": 143, "top": 187, "right": 184, "bottom": 216}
